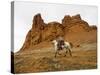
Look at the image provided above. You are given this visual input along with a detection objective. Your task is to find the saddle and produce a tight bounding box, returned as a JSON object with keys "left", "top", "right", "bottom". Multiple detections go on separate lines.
{"left": 57, "top": 40, "right": 65, "bottom": 50}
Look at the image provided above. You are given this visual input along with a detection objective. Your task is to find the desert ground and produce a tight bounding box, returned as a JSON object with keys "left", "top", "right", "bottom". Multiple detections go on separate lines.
{"left": 14, "top": 42, "right": 97, "bottom": 73}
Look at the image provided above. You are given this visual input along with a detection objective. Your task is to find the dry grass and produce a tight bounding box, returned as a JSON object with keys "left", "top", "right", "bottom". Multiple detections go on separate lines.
{"left": 14, "top": 43, "right": 97, "bottom": 74}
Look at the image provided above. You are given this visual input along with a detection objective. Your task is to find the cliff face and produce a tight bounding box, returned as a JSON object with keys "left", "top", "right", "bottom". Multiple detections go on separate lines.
{"left": 20, "top": 13, "right": 97, "bottom": 51}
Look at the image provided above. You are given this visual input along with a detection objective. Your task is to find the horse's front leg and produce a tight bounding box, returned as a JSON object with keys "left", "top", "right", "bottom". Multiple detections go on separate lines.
{"left": 58, "top": 51, "right": 61, "bottom": 55}
{"left": 65, "top": 49, "right": 68, "bottom": 56}
{"left": 55, "top": 50, "right": 58, "bottom": 58}
{"left": 64, "top": 49, "right": 68, "bottom": 57}
{"left": 63, "top": 47, "right": 68, "bottom": 57}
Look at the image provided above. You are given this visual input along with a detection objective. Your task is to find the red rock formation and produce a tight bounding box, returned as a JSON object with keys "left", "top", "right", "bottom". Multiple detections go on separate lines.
{"left": 20, "top": 14, "right": 45, "bottom": 51}
{"left": 62, "top": 15, "right": 71, "bottom": 28}
{"left": 32, "top": 13, "right": 45, "bottom": 30}
{"left": 20, "top": 13, "right": 97, "bottom": 51}
{"left": 41, "top": 22, "right": 64, "bottom": 41}
{"left": 62, "top": 14, "right": 90, "bottom": 32}
{"left": 72, "top": 14, "right": 81, "bottom": 20}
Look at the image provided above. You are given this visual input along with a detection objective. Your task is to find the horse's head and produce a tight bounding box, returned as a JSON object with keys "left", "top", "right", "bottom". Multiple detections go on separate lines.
{"left": 51, "top": 40, "right": 57, "bottom": 45}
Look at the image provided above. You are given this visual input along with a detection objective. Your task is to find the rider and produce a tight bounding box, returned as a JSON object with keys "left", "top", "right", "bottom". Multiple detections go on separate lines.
{"left": 57, "top": 36, "right": 65, "bottom": 50}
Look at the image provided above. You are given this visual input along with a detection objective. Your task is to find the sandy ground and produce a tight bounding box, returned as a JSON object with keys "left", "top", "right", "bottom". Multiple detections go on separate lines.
{"left": 14, "top": 42, "right": 97, "bottom": 73}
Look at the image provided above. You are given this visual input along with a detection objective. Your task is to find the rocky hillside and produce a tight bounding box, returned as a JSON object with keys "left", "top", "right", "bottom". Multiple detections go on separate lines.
{"left": 20, "top": 13, "right": 97, "bottom": 51}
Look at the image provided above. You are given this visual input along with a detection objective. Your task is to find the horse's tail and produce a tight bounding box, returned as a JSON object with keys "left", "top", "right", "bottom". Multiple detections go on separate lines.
{"left": 69, "top": 42, "right": 73, "bottom": 48}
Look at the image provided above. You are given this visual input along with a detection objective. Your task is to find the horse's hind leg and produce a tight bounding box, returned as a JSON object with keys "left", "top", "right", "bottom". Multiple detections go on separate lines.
{"left": 68, "top": 49, "right": 72, "bottom": 56}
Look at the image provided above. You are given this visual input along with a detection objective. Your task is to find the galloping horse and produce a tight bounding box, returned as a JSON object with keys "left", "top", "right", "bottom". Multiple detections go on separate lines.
{"left": 52, "top": 39, "right": 73, "bottom": 57}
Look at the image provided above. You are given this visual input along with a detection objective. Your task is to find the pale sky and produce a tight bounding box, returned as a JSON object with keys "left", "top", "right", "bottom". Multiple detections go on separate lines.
{"left": 14, "top": 1, "right": 98, "bottom": 52}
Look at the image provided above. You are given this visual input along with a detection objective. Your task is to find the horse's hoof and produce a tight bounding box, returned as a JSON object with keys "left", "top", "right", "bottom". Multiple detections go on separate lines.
{"left": 71, "top": 54, "right": 72, "bottom": 56}
{"left": 58, "top": 53, "right": 61, "bottom": 55}
{"left": 64, "top": 55, "right": 66, "bottom": 57}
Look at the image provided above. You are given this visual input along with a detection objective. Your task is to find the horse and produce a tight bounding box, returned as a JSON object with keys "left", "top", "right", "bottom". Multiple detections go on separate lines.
{"left": 52, "top": 39, "right": 73, "bottom": 57}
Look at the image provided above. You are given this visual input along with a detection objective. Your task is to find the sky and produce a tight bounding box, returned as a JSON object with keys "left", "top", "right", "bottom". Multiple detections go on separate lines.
{"left": 14, "top": 1, "right": 98, "bottom": 52}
